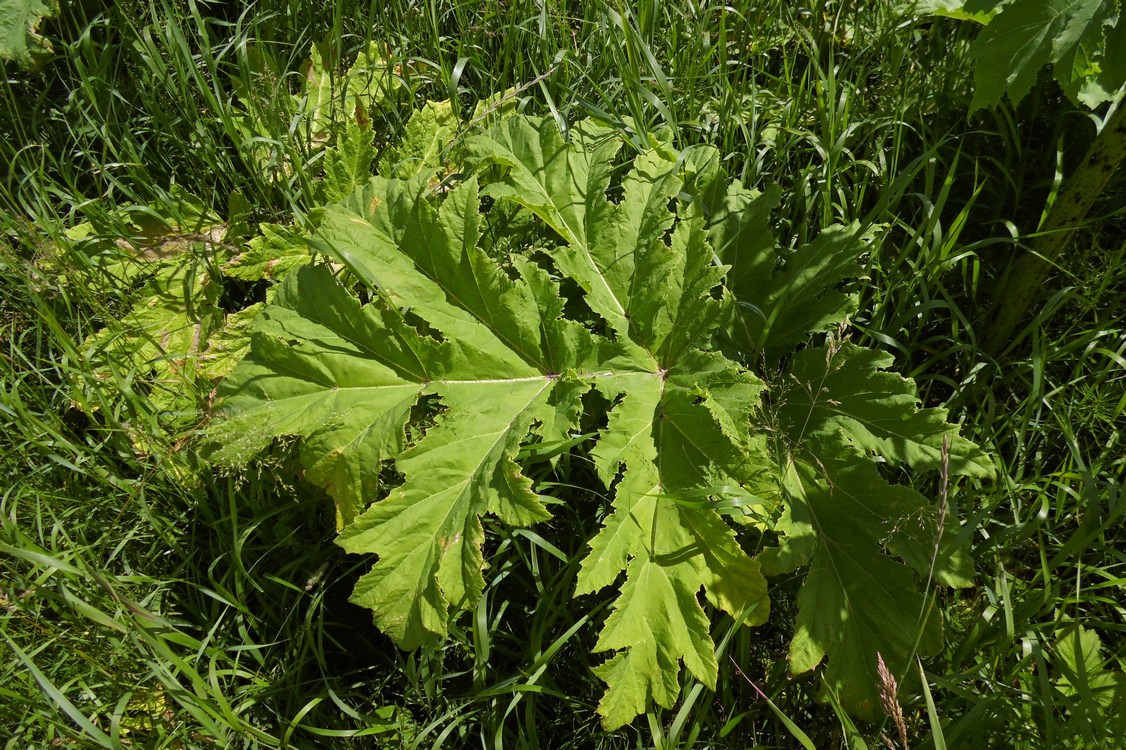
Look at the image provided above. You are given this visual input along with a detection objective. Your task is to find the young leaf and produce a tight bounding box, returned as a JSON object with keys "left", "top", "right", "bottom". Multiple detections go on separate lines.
{"left": 379, "top": 99, "right": 459, "bottom": 179}
{"left": 224, "top": 223, "right": 310, "bottom": 281}
{"left": 232, "top": 42, "right": 402, "bottom": 182}
{"left": 322, "top": 105, "right": 377, "bottom": 202}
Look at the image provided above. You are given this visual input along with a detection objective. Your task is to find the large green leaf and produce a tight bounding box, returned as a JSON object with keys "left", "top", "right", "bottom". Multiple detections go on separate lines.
{"left": 681, "top": 144, "right": 859, "bottom": 363}
{"left": 764, "top": 342, "right": 991, "bottom": 717}
{"left": 209, "top": 113, "right": 991, "bottom": 729}
{"left": 778, "top": 343, "right": 994, "bottom": 478}
{"left": 767, "top": 456, "right": 949, "bottom": 715}
{"left": 210, "top": 117, "right": 771, "bottom": 728}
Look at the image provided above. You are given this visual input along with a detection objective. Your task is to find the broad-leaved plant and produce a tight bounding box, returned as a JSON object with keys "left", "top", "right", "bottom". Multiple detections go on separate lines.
{"left": 207, "top": 113, "right": 993, "bottom": 728}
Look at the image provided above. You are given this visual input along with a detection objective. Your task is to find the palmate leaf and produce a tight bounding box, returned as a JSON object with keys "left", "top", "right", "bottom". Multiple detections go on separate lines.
{"left": 693, "top": 143, "right": 994, "bottom": 714}
{"left": 765, "top": 455, "right": 951, "bottom": 716}
{"left": 208, "top": 112, "right": 991, "bottom": 728}
{"left": 209, "top": 115, "right": 770, "bottom": 729}
{"left": 764, "top": 342, "right": 991, "bottom": 717}
{"left": 681, "top": 144, "right": 861, "bottom": 363}
{"left": 778, "top": 344, "right": 994, "bottom": 479}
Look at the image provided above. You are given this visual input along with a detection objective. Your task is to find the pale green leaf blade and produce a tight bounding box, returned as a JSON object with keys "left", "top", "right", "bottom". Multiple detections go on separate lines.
{"left": 468, "top": 87, "right": 520, "bottom": 128}
{"left": 1052, "top": 625, "right": 1126, "bottom": 740}
{"left": 668, "top": 349, "right": 766, "bottom": 426}
{"left": 320, "top": 175, "right": 602, "bottom": 376}
{"left": 338, "top": 378, "right": 555, "bottom": 647}
{"left": 465, "top": 116, "right": 621, "bottom": 251}
{"left": 322, "top": 105, "right": 376, "bottom": 202}
{"left": 655, "top": 383, "right": 767, "bottom": 494}
{"left": 1048, "top": 0, "right": 1118, "bottom": 106}
{"left": 197, "top": 303, "right": 262, "bottom": 381}
{"left": 206, "top": 269, "right": 435, "bottom": 523}
{"left": 756, "top": 460, "right": 818, "bottom": 576}
{"left": 314, "top": 177, "right": 543, "bottom": 375}
{"left": 583, "top": 462, "right": 768, "bottom": 730}
{"left": 768, "top": 337, "right": 989, "bottom": 715}
{"left": 211, "top": 157, "right": 591, "bottom": 644}
{"left": 580, "top": 381, "right": 769, "bottom": 728}
{"left": 465, "top": 117, "right": 647, "bottom": 338}
{"left": 224, "top": 223, "right": 311, "bottom": 281}
{"left": 299, "top": 43, "right": 337, "bottom": 147}
{"left": 646, "top": 203, "right": 730, "bottom": 362}
{"left": 1094, "top": 14, "right": 1126, "bottom": 100}
{"left": 296, "top": 42, "right": 402, "bottom": 150}
{"left": 469, "top": 117, "right": 728, "bottom": 369}
{"left": 903, "top": 0, "right": 997, "bottom": 23}
{"left": 681, "top": 144, "right": 781, "bottom": 302}
{"left": 589, "top": 373, "right": 663, "bottom": 488}
{"left": 684, "top": 144, "right": 858, "bottom": 362}
{"left": 1053, "top": 625, "right": 1126, "bottom": 714}
{"left": 211, "top": 114, "right": 781, "bottom": 726}
{"left": 82, "top": 257, "right": 222, "bottom": 450}
{"left": 560, "top": 145, "right": 682, "bottom": 347}
{"left": 344, "top": 41, "right": 405, "bottom": 119}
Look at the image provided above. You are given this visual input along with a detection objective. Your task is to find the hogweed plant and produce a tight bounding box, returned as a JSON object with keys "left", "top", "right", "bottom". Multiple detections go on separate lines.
{"left": 204, "top": 110, "right": 994, "bottom": 729}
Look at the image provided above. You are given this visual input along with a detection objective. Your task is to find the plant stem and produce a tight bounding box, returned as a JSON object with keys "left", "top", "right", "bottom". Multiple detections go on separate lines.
{"left": 982, "top": 102, "right": 1126, "bottom": 355}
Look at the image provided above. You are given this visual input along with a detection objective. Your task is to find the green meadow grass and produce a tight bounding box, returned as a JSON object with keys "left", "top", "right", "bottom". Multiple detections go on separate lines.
{"left": 2, "top": 1, "right": 1123, "bottom": 747}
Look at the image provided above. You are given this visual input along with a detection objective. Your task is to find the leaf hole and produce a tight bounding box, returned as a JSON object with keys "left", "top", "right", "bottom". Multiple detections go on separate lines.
{"left": 219, "top": 277, "right": 270, "bottom": 313}
{"left": 402, "top": 309, "right": 445, "bottom": 342}
{"left": 406, "top": 394, "right": 447, "bottom": 444}
{"left": 580, "top": 388, "right": 614, "bottom": 437}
